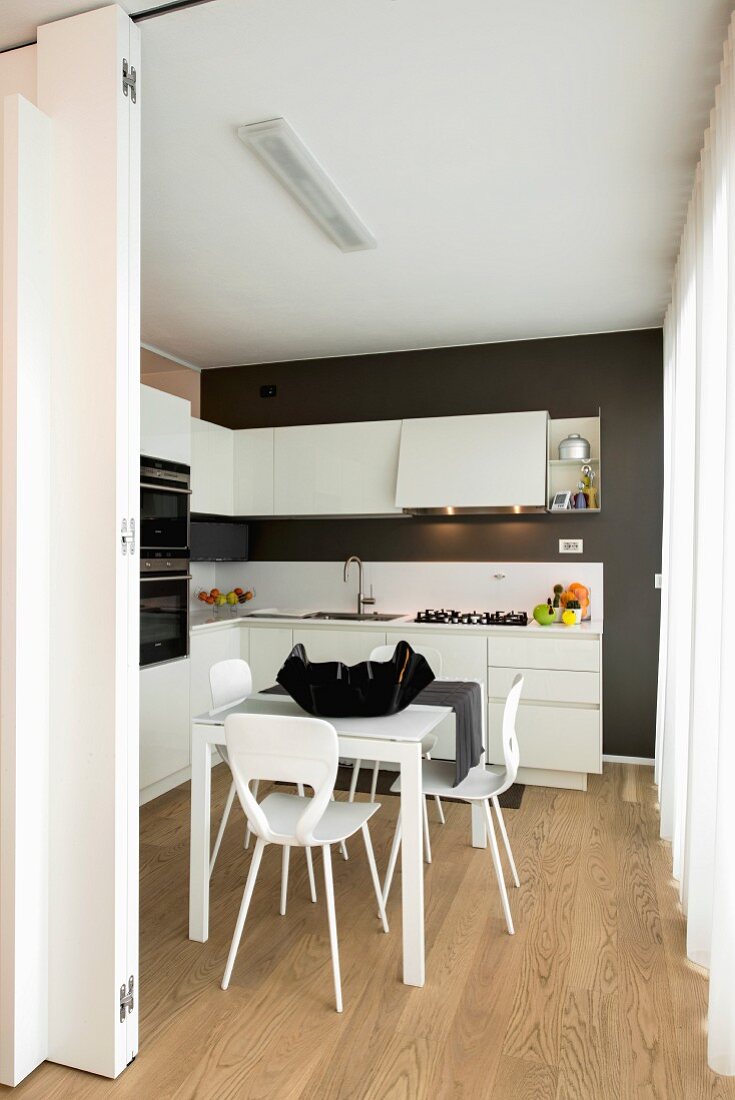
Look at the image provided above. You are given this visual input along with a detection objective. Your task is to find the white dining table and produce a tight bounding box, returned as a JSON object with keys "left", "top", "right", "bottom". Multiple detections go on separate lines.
{"left": 189, "top": 691, "right": 452, "bottom": 987}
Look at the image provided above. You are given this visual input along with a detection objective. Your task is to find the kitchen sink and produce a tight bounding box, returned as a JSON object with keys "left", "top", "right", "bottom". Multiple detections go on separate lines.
{"left": 304, "top": 611, "right": 406, "bottom": 622}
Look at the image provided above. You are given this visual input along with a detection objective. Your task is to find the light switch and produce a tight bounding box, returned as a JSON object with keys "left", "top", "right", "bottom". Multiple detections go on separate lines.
{"left": 655, "top": 573, "right": 663, "bottom": 589}
{"left": 559, "top": 539, "right": 583, "bottom": 554}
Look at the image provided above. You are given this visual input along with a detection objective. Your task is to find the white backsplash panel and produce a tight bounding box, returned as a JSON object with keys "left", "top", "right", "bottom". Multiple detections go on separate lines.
{"left": 212, "top": 560, "right": 604, "bottom": 620}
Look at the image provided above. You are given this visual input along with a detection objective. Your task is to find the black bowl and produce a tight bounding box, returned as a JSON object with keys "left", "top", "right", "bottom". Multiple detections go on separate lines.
{"left": 276, "top": 640, "right": 435, "bottom": 718}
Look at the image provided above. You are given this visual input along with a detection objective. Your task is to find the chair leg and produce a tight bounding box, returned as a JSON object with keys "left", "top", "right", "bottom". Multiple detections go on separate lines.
{"left": 481, "top": 800, "right": 514, "bottom": 935}
{"left": 210, "top": 780, "right": 237, "bottom": 877}
{"left": 321, "top": 844, "right": 343, "bottom": 1013}
{"left": 424, "top": 751, "right": 445, "bottom": 825}
{"left": 244, "top": 779, "right": 260, "bottom": 850}
{"left": 222, "top": 837, "right": 266, "bottom": 989}
{"left": 305, "top": 846, "right": 317, "bottom": 903}
{"left": 348, "top": 759, "right": 362, "bottom": 802}
{"left": 492, "top": 796, "right": 520, "bottom": 888}
{"left": 361, "top": 823, "right": 389, "bottom": 934}
{"left": 369, "top": 761, "right": 380, "bottom": 803}
{"left": 382, "top": 814, "right": 402, "bottom": 909}
{"left": 280, "top": 845, "right": 290, "bottom": 916}
{"left": 422, "top": 797, "right": 432, "bottom": 865}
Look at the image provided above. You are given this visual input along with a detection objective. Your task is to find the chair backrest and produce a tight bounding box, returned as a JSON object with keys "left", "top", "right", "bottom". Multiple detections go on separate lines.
{"left": 369, "top": 643, "right": 444, "bottom": 678}
{"left": 500, "top": 674, "right": 523, "bottom": 787}
{"left": 225, "top": 712, "right": 338, "bottom": 846}
{"left": 209, "top": 658, "right": 253, "bottom": 714}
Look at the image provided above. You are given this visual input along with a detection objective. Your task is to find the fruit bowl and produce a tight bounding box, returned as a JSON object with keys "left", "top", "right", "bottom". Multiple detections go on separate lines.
{"left": 195, "top": 585, "right": 255, "bottom": 615}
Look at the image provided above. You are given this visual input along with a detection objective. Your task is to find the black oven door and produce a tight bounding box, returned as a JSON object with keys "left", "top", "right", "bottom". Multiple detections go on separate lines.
{"left": 140, "top": 481, "right": 190, "bottom": 550}
{"left": 140, "top": 574, "right": 190, "bottom": 667}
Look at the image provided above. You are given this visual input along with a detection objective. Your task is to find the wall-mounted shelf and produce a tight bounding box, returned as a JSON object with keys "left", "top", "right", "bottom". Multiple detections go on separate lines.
{"left": 548, "top": 457, "right": 600, "bottom": 468}
{"left": 547, "top": 413, "right": 602, "bottom": 513}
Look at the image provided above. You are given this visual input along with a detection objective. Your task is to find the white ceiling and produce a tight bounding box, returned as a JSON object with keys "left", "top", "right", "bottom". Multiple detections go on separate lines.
{"left": 4, "top": 2, "right": 734, "bottom": 367}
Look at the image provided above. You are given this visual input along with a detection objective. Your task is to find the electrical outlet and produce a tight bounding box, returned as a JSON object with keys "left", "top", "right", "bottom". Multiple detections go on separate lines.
{"left": 559, "top": 538, "right": 583, "bottom": 554}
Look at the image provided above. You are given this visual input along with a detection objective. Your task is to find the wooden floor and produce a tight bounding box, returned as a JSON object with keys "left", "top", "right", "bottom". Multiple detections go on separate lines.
{"left": 5, "top": 763, "right": 734, "bottom": 1099}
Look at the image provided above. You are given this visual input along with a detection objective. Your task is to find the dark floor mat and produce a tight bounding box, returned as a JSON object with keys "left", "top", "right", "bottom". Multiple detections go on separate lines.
{"left": 334, "top": 763, "right": 525, "bottom": 810}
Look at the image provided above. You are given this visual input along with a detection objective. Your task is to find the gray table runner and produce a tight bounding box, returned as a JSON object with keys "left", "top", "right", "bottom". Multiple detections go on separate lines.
{"left": 411, "top": 680, "right": 483, "bottom": 786}
{"left": 263, "top": 680, "right": 482, "bottom": 787}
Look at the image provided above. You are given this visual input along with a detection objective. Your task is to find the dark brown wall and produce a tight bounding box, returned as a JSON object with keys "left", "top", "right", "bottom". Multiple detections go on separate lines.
{"left": 202, "top": 329, "right": 664, "bottom": 758}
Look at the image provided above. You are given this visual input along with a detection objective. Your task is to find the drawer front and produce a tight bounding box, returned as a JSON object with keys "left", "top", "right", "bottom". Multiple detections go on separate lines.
{"left": 488, "top": 701, "right": 601, "bottom": 774}
{"left": 489, "top": 634, "right": 600, "bottom": 672}
{"left": 292, "top": 628, "right": 387, "bottom": 665}
{"left": 489, "top": 667, "right": 600, "bottom": 706}
{"left": 386, "top": 631, "right": 487, "bottom": 686}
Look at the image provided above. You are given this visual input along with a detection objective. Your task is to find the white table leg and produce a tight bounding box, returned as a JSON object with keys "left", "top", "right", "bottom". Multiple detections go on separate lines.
{"left": 189, "top": 725, "right": 212, "bottom": 941}
{"left": 400, "top": 742, "right": 425, "bottom": 987}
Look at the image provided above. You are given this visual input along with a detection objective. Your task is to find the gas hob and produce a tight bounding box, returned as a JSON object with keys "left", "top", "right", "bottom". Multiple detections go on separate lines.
{"left": 413, "top": 609, "right": 529, "bottom": 627}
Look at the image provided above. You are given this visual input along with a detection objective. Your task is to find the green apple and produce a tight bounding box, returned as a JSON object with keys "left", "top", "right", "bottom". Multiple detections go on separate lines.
{"left": 533, "top": 603, "right": 556, "bottom": 626}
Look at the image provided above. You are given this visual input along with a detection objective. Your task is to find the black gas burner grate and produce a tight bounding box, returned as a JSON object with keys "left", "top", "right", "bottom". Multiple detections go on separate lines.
{"left": 413, "top": 609, "right": 529, "bottom": 627}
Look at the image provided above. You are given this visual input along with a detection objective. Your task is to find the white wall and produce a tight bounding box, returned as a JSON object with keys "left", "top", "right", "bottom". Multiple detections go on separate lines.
{"left": 213, "top": 560, "right": 604, "bottom": 620}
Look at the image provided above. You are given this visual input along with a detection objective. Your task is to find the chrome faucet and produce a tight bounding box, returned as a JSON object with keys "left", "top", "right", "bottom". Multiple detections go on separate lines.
{"left": 343, "top": 555, "right": 376, "bottom": 615}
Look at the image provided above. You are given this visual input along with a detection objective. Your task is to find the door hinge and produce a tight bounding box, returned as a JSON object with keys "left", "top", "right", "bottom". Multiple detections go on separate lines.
{"left": 121, "top": 517, "right": 136, "bottom": 556}
{"left": 120, "top": 975, "right": 134, "bottom": 1022}
{"left": 122, "top": 59, "right": 137, "bottom": 104}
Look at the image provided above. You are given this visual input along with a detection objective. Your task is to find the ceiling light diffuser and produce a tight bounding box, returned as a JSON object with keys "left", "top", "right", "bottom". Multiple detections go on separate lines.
{"left": 237, "top": 118, "right": 376, "bottom": 253}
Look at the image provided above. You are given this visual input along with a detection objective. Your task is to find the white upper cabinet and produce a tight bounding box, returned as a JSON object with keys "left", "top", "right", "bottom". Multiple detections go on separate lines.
{"left": 234, "top": 428, "right": 275, "bottom": 515}
{"left": 274, "top": 420, "right": 402, "bottom": 515}
{"left": 190, "top": 417, "right": 234, "bottom": 515}
{"left": 395, "top": 411, "right": 549, "bottom": 509}
{"left": 140, "top": 384, "right": 191, "bottom": 465}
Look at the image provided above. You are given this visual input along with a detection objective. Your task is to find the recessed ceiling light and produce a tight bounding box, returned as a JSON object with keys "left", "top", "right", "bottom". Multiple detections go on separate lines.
{"left": 237, "top": 117, "right": 376, "bottom": 253}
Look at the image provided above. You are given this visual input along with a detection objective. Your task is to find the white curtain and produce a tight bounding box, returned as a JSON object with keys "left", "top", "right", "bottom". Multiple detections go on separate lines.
{"left": 657, "top": 17, "right": 735, "bottom": 1076}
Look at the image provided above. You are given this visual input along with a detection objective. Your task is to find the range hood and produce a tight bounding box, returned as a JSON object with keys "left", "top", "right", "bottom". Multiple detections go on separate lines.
{"left": 394, "top": 411, "right": 549, "bottom": 515}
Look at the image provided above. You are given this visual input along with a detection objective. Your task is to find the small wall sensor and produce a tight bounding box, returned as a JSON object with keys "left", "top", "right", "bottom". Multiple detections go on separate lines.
{"left": 260, "top": 384, "right": 277, "bottom": 398}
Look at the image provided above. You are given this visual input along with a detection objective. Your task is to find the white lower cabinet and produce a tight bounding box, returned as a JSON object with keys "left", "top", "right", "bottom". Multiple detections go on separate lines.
{"left": 386, "top": 630, "right": 488, "bottom": 761}
{"left": 488, "top": 633, "right": 602, "bottom": 790}
{"left": 488, "top": 702, "right": 600, "bottom": 775}
{"left": 140, "top": 658, "right": 191, "bottom": 800}
{"left": 292, "top": 628, "right": 386, "bottom": 665}
{"left": 248, "top": 627, "right": 294, "bottom": 692}
{"left": 488, "top": 666, "right": 599, "bottom": 706}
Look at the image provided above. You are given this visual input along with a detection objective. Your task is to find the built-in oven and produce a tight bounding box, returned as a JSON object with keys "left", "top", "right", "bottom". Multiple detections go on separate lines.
{"left": 140, "top": 555, "right": 191, "bottom": 667}
{"left": 140, "top": 455, "right": 191, "bottom": 552}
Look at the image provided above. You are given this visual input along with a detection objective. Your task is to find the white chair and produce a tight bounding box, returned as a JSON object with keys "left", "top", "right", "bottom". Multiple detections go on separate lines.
{"left": 209, "top": 658, "right": 318, "bottom": 902}
{"left": 347, "top": 644, "right": 445, "bottom": 865}
{"left": 382, "top": 674, "right": 523, "bottom": 935}
{"left": 220, "top": 712, "right": 389, "bottom": 1012}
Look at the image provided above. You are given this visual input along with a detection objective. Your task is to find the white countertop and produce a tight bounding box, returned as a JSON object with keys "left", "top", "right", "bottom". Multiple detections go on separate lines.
{"left": 190, "top": 607, "right": 603, "bottom": 636}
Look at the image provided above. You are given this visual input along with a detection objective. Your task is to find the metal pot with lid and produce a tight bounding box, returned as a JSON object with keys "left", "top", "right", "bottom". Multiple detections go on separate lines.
{"left": 558, "top": 433, "right": 590, "bottom": 460}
